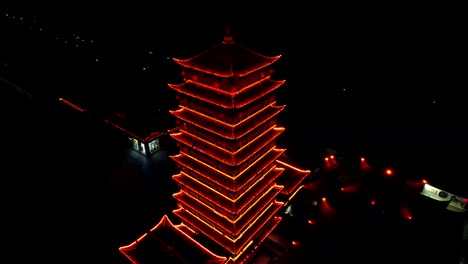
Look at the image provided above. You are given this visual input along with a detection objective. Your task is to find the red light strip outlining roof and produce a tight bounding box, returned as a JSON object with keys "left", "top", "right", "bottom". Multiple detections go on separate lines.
{"left": 171, "top": 148, "right": 285, "bottom": 191}
{"left": 224, "top": 216, "right": 282, "bottom": 264}
{"left": 171, "top": 126, "right": 284, "bottom": 166}
{"left": 172, "top": 40, "right": 281, "bottom": 78}
{"left": 174, "top": 199, "right": 283, "bottom": 254}
{"left": 170, "top": 103, "right": 284, "bottom": 139}
{"left": 173, "top": 184, "right": 282, "bottom": 235}
{"left": 173, "top": 167, "right": 283, "bottom": 216}
{"left": 119, "top": 215, "right": 227, "bottom": 264}
{"left": 276, "top": 159, "right": 311, "bottom": 195}
{"left": 169, "top": 78, "right": 284, "bottom": 108}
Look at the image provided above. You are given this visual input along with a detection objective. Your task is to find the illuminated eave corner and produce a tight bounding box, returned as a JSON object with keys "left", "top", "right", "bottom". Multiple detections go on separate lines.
{"left": 119, "top": 215, "right": 227, "bottom": 264}
{"left": 276, "top": 159, "right": 311, "bottom": 195}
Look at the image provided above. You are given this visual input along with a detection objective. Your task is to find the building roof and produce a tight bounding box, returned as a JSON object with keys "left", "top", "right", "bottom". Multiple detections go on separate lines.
{"left": 173, "top": 30, "right": 281, "bottom": 78}
{"left": 119, "top": 215, "right": 227, "bottom": 264}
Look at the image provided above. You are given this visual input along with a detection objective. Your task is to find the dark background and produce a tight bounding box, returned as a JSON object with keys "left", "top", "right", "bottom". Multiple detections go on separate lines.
{"left": 2, "top": 3, "right": 466, "bottom": 263}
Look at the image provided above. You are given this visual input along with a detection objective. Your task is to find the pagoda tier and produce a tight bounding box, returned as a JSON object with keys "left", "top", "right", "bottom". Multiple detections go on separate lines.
{"left": 178, "top": 114, "right": 278, "bottom": 152}
{"left": 168, "top": 77, "right": 284, "bottom": 109}
{"left": 173, "top": 200, "right": 283, "bottom": 255}
{"left": 171, "top": 126, "right": 284, "bottom": 166}
{"left": 170, "top": 103, "right": 285, "bottom": 140}
{"left": 176, "top": 90, "right": 276, "bottom": 126}
{"left": 173, "top": 166, "right": 284, "bottom": 218}
{"left": 172, "top": 181, "right": 283, "bottom": 236}
{"left": 171, "top": 148, "right": 286, "bottom": 192}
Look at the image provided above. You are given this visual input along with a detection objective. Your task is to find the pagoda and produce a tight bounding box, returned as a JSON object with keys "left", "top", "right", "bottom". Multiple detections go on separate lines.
{"left": 120, "top": 28, "right": 311, "bottom": 264}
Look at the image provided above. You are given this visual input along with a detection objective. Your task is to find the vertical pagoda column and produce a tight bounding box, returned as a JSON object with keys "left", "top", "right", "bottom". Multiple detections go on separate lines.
{"left": 168, "top": 31, "right": 287, "bottom": 261}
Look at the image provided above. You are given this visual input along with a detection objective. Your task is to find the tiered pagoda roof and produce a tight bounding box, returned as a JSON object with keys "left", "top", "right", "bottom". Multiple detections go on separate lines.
{"left": 173, "top": 35, "right": 281, "bottom": 78}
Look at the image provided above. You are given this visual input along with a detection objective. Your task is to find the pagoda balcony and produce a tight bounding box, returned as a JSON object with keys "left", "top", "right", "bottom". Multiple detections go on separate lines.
{"left": 171, "top": 148, "right": 285, "bottom": 192}
{"left": 172, "top": 183, "right": 283, "bottom": 235}
{"left": 173, "top": 167, "right": 283, "bottom": 217}
{"left": 169, "top": 78, "right": 284, "bottom": 109}
{"left": 173, "top": 200, "right": 284, "bottom": 255}
{"left": 170, "top": 103, "right": 285, "bottom": 140}
{"left": 171, "top": 126, "right": 284, "bottom": 166}
{"left": 180, "top": 120, "right": 275, "bottom": 152}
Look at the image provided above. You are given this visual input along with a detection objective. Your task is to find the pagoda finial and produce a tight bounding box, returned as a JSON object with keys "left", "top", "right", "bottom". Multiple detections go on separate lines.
{"left": 223, "top": 23, "right": 233, "bottom": 44}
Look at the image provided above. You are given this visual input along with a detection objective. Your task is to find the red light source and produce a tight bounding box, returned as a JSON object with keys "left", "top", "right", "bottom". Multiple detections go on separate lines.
{"left": 370, "top": 199, "right": 376, "bottom": 205}
{"left": 292, "top": 241, "right": 300, "bottom": 246}
{"left": 340, "top": 184, "right": 360, "bottom": 193}
{"left": 385, "top": 169, "right": 393, "bottom": 176}
{"left": 400, "top": 206, "right": 412, "bottom": 220}
{"left": 360, "top": 157, "right": 365, "bottom": 162}
{"left": 422, "top": 179, "right": 427, "bottom": 184}
{"left": 307, "top": 219, "right": 315, "bottom": 225}
{"left": 322, "top": 197, "right": 326, "bottom": 202}
{"left": 330, "top": 155, "right": 334, "bottom": 159}
{"left": 324, "top": 157, "right": 329, "bottom": 161}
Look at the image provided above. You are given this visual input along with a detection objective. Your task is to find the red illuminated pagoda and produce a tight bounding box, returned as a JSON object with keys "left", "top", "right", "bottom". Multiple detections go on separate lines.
{"left": 120, "top": 28, "right": 310, "bottom": 264}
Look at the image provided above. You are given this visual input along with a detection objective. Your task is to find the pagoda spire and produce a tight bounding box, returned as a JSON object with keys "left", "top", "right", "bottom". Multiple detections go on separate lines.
{"left": 223, "top": 23, "right": 234, "bottom": 44}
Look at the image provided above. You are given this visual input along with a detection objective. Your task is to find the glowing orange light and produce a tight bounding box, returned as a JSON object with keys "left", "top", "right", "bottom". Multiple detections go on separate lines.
{"left": 371, "top": 200, "right": 376, "bottom": 205}
{"left": 292, "top": 241, "right": 300, "bottom": 246}
{"left": 324, "top": 157, "right": 329, "bottom": 161}
{"left": 322, "top": 197, "right": 326, "bottom": 202}
{"left": 330, "top": 155, "right": 334, "bottom": 159}
{"left": 385, "top": 169, "right": 393, "bottom": 176}
{"left": 360, "top": 157, "right": 365, "bottom": 162}
{"left": 422, "top": 179, "right": 427, "bottom": 184}
{"left": 307, "top": 219, "right": 315, "bottom": 225}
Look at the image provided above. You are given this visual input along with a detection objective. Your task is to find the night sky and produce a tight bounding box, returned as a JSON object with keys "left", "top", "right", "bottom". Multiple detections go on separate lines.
{"left": 2, "top": 3, "right": 466, "bottom": 263}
